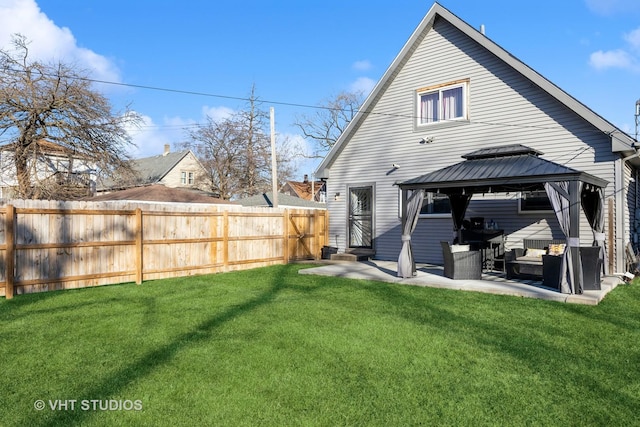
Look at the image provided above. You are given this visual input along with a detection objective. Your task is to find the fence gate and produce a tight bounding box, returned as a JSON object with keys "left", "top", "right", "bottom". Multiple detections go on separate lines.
{"left": 287, "top": 210, "right": 327, "bottom": 261}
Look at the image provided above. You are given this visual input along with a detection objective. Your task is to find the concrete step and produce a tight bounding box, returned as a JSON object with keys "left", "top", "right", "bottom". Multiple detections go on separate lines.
{"left": 330, "top": 253, "right": 359, "bottom": 261}
{"left": 330, "top": 248, "right": 375, "bottom": 262}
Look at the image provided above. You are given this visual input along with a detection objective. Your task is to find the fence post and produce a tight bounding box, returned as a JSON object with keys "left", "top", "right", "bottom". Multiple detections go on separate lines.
{"left": 324, "top": 210, "right": 329, "bottom": 249}
{"left": 210, "top": 209, "right": 218, "bottom": 268}
{"left": 135, "top": 208, "right": 143, "bottom": 284}
{"left": 283, "top": 209, "right": 289, "bottom": 264}
{"left": 223, "top": 210, "right": 229, "bottom": 270}
{"left": 5, "top": 205, "right": 14, "bottom": 299}
{"left": 314, "top": 210, "right": 320, "bottom": 260}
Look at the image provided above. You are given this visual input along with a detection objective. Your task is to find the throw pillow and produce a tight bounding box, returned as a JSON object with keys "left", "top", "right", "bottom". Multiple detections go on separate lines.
{"left": 450, "top": 244, "right": 471, "bottom": 253}
{"left": 548, "top": 243, "right": 566, "bottom": 256}
{"left": 524, "top": 248, "right": 546, "bottom": 258}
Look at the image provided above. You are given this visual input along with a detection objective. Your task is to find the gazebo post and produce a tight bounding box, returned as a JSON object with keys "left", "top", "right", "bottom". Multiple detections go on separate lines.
{"left": 569, "top": 180, "right": 583, "bottom": 293}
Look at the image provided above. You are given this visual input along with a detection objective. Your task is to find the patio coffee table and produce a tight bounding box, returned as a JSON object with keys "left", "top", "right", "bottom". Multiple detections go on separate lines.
{"left": 505, "top": 259, "right": 543, "bottom": 280}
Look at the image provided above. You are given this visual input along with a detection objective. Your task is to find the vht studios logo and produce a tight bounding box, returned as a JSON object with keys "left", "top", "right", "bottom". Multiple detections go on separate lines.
{"left": 34, "top": 399, "right": 143, "bottom": 411}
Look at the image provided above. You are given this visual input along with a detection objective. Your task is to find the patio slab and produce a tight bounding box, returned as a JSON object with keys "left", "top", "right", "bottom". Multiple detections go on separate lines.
{"left": 299, "top": 260, "right": 621, "bottom": 305}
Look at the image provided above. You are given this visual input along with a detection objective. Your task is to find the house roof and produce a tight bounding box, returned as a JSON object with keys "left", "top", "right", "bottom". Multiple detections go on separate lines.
{"left": 84, "top": 184, "right": 234, "bottom": 204}
{"left": 98, "top": 149, "right": 199, "bottom": 190}
{"left": 0, "top": 139, "right": 86, "bottom": 158}
{"left": 239, "top": 192, "right": 326, "bottom": 209}
{"left": 128, "top": 150, "right": 193, "bottom": 184}
{"left": 398, "top": 144, "right": 608, "bottom": 192}
{"left": 282, "top": 179, "right": 325, "bottom": 200}
{"left": 316, "top": 2, "right": 637, "bottom": 178}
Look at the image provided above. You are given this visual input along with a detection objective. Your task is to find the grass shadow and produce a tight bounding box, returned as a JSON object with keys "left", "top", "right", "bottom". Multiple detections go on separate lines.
{"left": 23, "top": 265, "right": 315, "bottom": 426}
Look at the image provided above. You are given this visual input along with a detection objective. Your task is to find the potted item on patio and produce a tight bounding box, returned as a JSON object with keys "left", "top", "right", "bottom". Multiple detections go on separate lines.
{"left": 321, "top": 246, "right": 338, "bottom": 260}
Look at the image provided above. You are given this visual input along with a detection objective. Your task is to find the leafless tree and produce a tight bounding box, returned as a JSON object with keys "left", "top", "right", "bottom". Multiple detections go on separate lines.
{"left": 293, "top": 90, "right": 364, "bottom": 158}
{"left": 180, "top": 85, "right": 297, "bottom": 200}
{"left": 181, "top": 116, "right": 243, "bottom": 200}
{"left": 0, "top": 34, "right": 140, "bottom": 199}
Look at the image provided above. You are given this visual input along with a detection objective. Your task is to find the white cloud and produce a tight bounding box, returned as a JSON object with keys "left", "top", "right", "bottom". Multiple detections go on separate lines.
{"left": 125, "top": 114, "right": 196, "bottom": 158}
{"left": 624, "top": 27, "right": 640, "bottom": 51}
{"left": 589, "top": 49, "right": 639, "bottom": 71}
{"left": 202, "top": 105, "right": 235, "bottom": 122}
{"left": 349, "top": 77, "right": 376, "bottom": 95}
{"left": 0, "top": 0, "right": 120, "bottom": 82}
{"left": 352, "top": 60, "right": 372, "bottom": 71}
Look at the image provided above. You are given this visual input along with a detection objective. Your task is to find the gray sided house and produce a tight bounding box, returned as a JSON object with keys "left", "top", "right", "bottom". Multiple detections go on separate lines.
{"left": 315, "top": 3, "right": 639, "bottom": 276}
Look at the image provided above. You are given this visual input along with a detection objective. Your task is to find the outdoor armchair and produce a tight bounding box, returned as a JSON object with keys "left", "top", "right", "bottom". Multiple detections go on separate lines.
{"left": 440, "top": 241, "right": 482, "bottom": 280}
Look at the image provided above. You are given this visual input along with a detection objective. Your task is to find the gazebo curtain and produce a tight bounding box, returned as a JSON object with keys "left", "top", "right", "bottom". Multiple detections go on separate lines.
{"left": 544, "top": 181, "right": 579, "bottom": 294}
{"left": 398, "top": 189, "right": 425, "bottom": 278}
{"left": 581, "top": 186, "right": 608, "bottom": 275}
{"left": 449, "top": 193, "right": 472, "bottom": 243}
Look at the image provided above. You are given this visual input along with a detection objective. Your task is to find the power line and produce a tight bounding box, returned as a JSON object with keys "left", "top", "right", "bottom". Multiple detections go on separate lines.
{"left": 5, "top": 67, "right": 635, "bottom": 142}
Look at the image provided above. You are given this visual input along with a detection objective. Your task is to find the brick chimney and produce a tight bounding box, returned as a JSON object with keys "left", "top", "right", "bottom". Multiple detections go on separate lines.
{"left": 163, "top": 144, "right": 170, "bottom": 156}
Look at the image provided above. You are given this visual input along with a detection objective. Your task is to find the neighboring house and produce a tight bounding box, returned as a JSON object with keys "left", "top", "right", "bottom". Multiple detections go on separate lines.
{"left": 0, "top": 139, "right": 96, "bottom": 199}
{"left": 98, "top": 145, "right": 209, "bottom": 194}
{"left": 280, "top": 174, "right": 326, "bottom": 203}
{"left": 315, "top": 3, "right": 639, "bottom": 274}
{"left": 239, "top": 192, "right": 327, "bottom": 210}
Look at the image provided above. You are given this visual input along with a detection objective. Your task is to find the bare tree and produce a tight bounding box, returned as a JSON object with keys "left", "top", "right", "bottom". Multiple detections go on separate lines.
{"left": 182, "top": 116, "right": 243, "bottom": 200}
{"left": 235, "top": 85, "right": 272, "bottom": 198}
{"left": 180, "top": 85, "right": 297, "bottom": 200}
{"left": 0, "top": 34, "right": 140, "bottom": 199}
{"left": 293, "top": 90, "right": 364, "bottom": 158}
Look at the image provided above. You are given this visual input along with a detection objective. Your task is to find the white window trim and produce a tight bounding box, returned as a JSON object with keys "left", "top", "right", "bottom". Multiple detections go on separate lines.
{"left": 416, "top": 79, "right": 469, "bottom": 127}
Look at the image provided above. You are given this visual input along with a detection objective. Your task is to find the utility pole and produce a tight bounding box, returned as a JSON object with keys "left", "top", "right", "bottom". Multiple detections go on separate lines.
{"left": 270, "top": 107, "right": 279, "bottom": 208}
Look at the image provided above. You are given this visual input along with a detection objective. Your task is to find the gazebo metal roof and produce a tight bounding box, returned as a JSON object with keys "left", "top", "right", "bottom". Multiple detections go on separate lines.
{"left": 398, "top": 144, "right": 608, "bottom": 193}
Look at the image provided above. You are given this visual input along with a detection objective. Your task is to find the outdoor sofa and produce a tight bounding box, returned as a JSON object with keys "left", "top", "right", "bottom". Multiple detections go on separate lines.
{"left": 505, "top": 239, "right": 565, "bottom": 280}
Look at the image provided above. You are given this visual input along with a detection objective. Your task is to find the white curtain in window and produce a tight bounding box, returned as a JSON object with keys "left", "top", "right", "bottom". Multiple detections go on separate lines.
{"left": 442, "top": 87, "right": 463, "bottom": 120}
{"left": 420, "top": 93, "right": 439, "bottom": 123}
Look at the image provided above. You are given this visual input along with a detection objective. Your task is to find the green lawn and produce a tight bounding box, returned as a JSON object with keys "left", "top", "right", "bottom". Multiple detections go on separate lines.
{"left": 1, "top": 264, "right": 639, "bottom": 426}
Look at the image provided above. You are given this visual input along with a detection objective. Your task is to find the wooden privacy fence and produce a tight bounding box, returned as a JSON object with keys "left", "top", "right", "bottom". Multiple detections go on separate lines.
{"left": 0, "top": 201, "right": 328, "bottom": 299}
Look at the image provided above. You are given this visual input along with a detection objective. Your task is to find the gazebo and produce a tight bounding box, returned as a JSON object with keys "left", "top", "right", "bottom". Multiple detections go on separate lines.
{"left": 397, "top": 144, "right": 608, "bottom": 294}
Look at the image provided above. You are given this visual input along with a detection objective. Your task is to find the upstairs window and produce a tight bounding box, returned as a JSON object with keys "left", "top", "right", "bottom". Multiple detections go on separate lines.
{"left": 417, "top": 80, "right": 468, "bottom": 125}
{"left": 181, "top": 171, "right": 195, "bottom": 185}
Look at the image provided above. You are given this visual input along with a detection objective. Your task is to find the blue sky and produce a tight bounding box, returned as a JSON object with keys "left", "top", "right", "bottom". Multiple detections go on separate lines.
{"left": 2, "top": 0, "right": 640, "bottom": 179}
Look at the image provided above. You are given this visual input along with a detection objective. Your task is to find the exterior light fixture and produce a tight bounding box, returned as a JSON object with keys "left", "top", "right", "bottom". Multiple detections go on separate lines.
{"left": 419, "top": 136, "right": 435, "bottom": 144}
